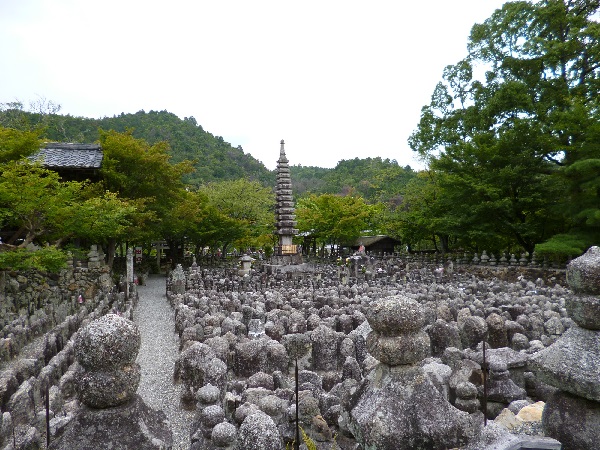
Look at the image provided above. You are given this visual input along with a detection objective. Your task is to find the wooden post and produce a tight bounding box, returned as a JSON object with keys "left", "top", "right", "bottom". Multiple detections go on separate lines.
{"left": 126, "top": 248, "right": 134, "bottom": 299}
{"left": 295, "top": 358, "right": 300, "bottom": 450}
{"left": 46, "top": 384, "right": 50, "bottom": 447}
{"left": 482, "top": 339, "right": 489, "bottom": 427}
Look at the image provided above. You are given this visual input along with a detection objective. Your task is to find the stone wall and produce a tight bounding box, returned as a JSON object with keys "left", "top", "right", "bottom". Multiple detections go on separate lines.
{"left": 0, "top": 264, "right": 113, "bottom": 364}
{"left": 0, "top": 252, "right": 136, "bottom": 449}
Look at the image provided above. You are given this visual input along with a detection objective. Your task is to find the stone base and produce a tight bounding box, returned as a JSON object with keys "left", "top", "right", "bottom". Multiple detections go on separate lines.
{"left": 48, "top": 394, "right": 172, "bottom": 450}
{"left": 268, "top": 253, "right": 303, "bottom": 267}
{"left": 542, "top": 390, "right": 600, "bottom": 450}
{"left": 465, "top": 422, "right": 561, "bottom": 450}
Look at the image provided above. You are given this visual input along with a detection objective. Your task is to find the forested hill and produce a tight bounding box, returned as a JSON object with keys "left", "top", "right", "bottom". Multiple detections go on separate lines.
{"left": 0, "top": 107, "right": 416, "bottom": 199}
{"left": 99, "top": 111, "right": 272, "bottom": 185}
{"left": 291, "top": 158, "right": 415, "bottom": 203}
{"left": 0, "top": 108, "right": 273, "bottom": 186}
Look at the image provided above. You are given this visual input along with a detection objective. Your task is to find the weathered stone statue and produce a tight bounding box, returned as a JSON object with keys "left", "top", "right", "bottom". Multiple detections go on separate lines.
{"left": 531, "top": 246, "right": 600, "bottom": 449}
{"left": 49, "top": 314, "right": 172, "bottom": 449}
{"left": 341, "top": 295, "right": 478, "bottom": 449}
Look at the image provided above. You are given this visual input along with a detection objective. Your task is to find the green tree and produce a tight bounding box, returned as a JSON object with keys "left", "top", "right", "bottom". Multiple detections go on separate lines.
{"left": 320, "top": 157, "right": 415, "bottom": 203}
{"left": 409, "top": 0, "right": 599, "bottom": 255}
{"left": 0, "top": 161, "right": 84, "bottom": 246}
{"left": 0, "top": 126, "right": 41, "bottom": 163}
{"left": 99, "top": 129, "right": 193, "bottom": 206}
{"left": 55, "top": 188, "right": 139, "bottom": 248}
{"left": 99, "top": 130, "right": 194, "bottom": 261}
{"left": 296, "top": 193, "right": 378, "bottom": 255}
{"left": 387, "top": 170, "right": 451, "bottom": 252}
{"left": 159, "top": 189, "right": 232, "bottom": 264}
{"left": 199, "top": 179, "right": 274, "bottom": 255}
{"left": 290, "top": 165, "right": 331, "bottom": 196}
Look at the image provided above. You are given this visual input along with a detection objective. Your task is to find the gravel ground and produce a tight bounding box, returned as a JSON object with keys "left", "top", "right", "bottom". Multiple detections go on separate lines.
{"left": 134, "top": 275, "right": 194, "bottom": 450}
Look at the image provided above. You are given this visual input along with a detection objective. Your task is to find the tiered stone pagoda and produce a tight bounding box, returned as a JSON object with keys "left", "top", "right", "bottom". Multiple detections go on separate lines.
{"left": 271, "top": 140, "right": 302, "bottom": 266}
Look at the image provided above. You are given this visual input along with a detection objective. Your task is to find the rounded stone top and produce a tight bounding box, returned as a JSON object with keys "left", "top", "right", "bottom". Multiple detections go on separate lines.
{"left": 366, "top": 295, "right": 425, "bottom": 335}
{"left": 567, "top": 246, "right": 600, "bottom": 295}
{"left": 200, "top": 404, "right": 225, "bottom": 429}
{"left": 196, "top": 383, "right": 221, "bottom": 405}
{"left": 455, "top": 381, "right": 478, "bottom": 399}
{"left": 212, "top": 421, "right": 237, "bottom": 447}
{"left": 238, "top": 411, "right": 281, "bottom": 450}
{"left": 75, "top": 314, "right": 141, "bottom": 371}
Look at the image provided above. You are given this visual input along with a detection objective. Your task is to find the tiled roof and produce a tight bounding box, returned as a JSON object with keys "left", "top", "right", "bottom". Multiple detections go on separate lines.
{"left": 31, "top": 143, "right": 103, "bottom": 169}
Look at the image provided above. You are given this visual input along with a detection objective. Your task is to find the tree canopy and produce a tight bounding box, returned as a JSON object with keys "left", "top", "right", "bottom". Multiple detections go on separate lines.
{"left": 292, "top": 157, "right": 416, "bottom": 203}
{"left": 198, "top": 179, "right": 274, "bottom": 253}
{"left": 0, "top": 128, "right": 140, "bottom": 264}
{"left": 296, "top": 193, "right": 380, "bottom": 253}
{"left": 408, "top": 0, "right": 600, "bottom": 256}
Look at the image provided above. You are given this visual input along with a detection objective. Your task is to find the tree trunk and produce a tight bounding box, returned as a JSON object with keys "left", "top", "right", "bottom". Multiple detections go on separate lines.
{"left": 7, "top": 225, "right": 26, "bottom": 245}
{"left": 438, "top": 234, "right": 450, "bottom": 254}
{"left": 432, "top": 235, "right": 439, "bottom": 253}
{"left": 222, "top": 242, "right": 229, "bottom": 259}
{"left": 107, "top": 238, "right": 116, "bottom": 268}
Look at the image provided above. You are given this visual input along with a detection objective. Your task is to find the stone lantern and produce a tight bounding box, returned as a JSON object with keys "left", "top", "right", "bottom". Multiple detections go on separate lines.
{"left": 238, "top": 254, "right": 253, "bottom": 276}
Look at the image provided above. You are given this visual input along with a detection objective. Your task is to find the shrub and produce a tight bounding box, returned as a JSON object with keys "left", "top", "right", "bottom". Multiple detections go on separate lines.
{"left": 535, "top": 231, "right": 596, "bottom": 258}
{"left": 0, "top": 246, "right": 68, "bottom": 273}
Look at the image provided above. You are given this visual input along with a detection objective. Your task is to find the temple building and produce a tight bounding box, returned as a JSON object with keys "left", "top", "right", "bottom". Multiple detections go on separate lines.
{"left": 272, "top": 140, "right": 302, "bottom": 265}
{"left": 30, "top": 143, "right": 103, "bottom": 182}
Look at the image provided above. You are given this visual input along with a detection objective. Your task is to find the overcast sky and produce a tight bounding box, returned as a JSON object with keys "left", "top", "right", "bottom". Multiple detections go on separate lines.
{"left": 0, "top": 0, "right": 508, "bottom": 170}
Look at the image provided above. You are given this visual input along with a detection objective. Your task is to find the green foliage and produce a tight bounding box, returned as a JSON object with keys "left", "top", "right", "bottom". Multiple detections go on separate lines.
{"left": 99, "top": 111, "right": 273, "bottom": 186}
{"left": 408, "top": 0, "right": 600, "bottom": 254}
{"left": 290, "top": 165, "right": 331, "bottom": 196}
{"left": 535, "top": 232, "right": 597, "bottom": 257}
{"left": 296, "top": 194, "right": 379, "bottom": 247}
{"left": 62, "top": 189, "right": 139, "bottom": 245}
{"left": 160, "top": 189, "right": 226, "bottom": 255}
{"left": 199, "top": 179, "right": 274, "bottom": 249}
{"left": 333, "top": 158, "right": 415, "bottom": 202}
{"left": 99, "top": 129, "right": 194, "bottom": 241}
{"left": 298, "top": 157, "right": 415, "bottom": 203}
{"left": 0, "top": 246, "right": 67, "bottom": 273}
{"left": 0, "top": 108, "right": 273, "bottom": 185}
{"left": 99, "top": 129, "right": 193, "bottom": 201}
{"left": 0, "top": 126, "right": 41, "bottom": 163}
{"left": 300, "top": 427, "right": 318, "bottom": 450}
{"left": 388, "top": 170, "right": 454, "bottom": 251}
{"left": 263, "top": 245, "right": 273, "bottom": 259}
{"left": 62, "top": 244, "right": 88, "bottom": 261}
{"left": 0, "top": 160, "right": 85, "bottom": 246}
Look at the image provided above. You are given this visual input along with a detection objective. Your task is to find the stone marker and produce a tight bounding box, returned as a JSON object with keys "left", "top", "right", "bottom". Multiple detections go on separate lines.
{"left": 49, "top": 314, "right": 172, "bottom": 449}
{"left": 342, "top": 295, "right": 478, "bottom": 449}
{"left": 532, "top": 246, "right": 600, "bottom": 449}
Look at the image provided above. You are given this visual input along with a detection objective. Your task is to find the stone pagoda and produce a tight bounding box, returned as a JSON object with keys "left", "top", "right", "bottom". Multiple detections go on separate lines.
{"left": 271, "top": 140, "right": 302, "bottom": 266}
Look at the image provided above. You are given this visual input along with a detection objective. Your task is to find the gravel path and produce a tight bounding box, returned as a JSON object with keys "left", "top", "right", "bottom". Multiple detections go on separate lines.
{"left": 134, "top": 275, "right": 194, "bottom": 450}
